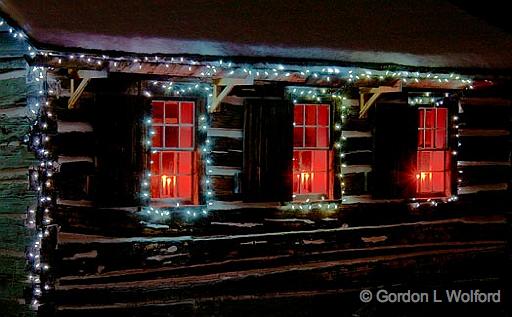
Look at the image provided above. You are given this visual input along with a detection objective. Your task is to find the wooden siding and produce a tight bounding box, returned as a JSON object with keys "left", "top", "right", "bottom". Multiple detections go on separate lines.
{"left": 0, "top": 25, "right": 34, "bottom": 316}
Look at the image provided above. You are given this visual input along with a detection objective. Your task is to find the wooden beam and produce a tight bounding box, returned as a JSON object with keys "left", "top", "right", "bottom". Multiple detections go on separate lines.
{"left": 359, "top": 83, "right": 402, "bottom": 118}
{"left": 68, "top": 78, "right": 90, "bottom": 109}
{"left": 68, "top": 70, "right": 108, "bottom": 109}
{"left": 210, "top": 77, "right": 254, "bottom": 112}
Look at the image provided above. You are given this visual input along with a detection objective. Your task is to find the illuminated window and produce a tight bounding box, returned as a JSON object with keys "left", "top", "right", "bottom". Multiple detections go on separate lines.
{"left": 293, "top": 103, "right": 331, "bottom": 197}
{"left": 416, "top": 107, "right": 450, "bottom": 196}
{"left": 150, "top": 101, "right": 195, "bottom": 201}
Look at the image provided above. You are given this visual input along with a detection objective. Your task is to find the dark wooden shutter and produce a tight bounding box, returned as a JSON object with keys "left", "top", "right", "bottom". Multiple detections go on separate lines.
{"left": 243, "top": 99, "right": 293, "bottom": 202}
{"left": 373, "top": 94, "right": 417, "bottom": 198}
{"left": 94, "top": 92, "right": 146, "bottom": 207}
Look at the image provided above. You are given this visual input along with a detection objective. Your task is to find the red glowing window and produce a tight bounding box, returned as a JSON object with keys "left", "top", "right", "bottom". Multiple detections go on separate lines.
{"left": 416, "top": 107, "right": 450, "bottom": 196}
{"left": 293, "top": 104, "right": 331, "bottom": 197}
{"left": 151, "top": 101, "right": 195, "bottom": 201}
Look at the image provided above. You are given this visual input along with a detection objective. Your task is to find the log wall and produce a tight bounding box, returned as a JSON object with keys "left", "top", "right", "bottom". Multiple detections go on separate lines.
{"left": 0, "top": 24, "right": 34, "bottom": 316}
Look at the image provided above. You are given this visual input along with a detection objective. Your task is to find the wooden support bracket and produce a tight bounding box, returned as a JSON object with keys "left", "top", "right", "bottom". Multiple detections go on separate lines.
{"left": 210, "top": 77, "right": 254, "bottom": 112}
{"left": 359, "top": 83, "right": 402, "bottom": 118}
{"left": 68, "top": 70, "right": 107, "bottom": 109}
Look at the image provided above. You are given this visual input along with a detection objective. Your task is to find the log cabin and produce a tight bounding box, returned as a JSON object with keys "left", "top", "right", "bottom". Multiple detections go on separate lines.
{"left": 0, "top": 1, "right": 511, "bottom": 316}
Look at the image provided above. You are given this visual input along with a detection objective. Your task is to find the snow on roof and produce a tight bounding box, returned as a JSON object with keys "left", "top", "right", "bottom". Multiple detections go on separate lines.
{"left": 2, "top": 0, "right": 512, "bottom": 70}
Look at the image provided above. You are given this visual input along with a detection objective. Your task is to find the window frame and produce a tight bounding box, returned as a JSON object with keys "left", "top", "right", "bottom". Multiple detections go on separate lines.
{"left": 416, "top": 106, "right": 451, "bottom": 198}
{"left": 292, "top": 103, "right": 333, "bottom": 200}
{"left": 149, "top": 99, "right": 199, "bottom": 205}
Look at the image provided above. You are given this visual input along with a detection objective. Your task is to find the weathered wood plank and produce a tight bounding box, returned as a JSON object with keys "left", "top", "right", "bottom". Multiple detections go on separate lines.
{"left": 458, "top": 136, "right": 510, "bottom": 162}
{"left": 0, "top": 57, "right": 26, "bottom": 70}
{"left": 457, "top": 183, "right": 509, "bottom": 195}
{"left": 0, "top": 32, "right": 29, "bottom": 56}
{"left": 0, "top": 181, "right": 36, "bottom": 213}
{"left": 0, "top": 146, "right": 34, "bottom": 171}
{"left": 0, "top": 77, "right": 26, "bottom": 108}
{"left": 0, "top": 214, "right": 29, "bottom": 251}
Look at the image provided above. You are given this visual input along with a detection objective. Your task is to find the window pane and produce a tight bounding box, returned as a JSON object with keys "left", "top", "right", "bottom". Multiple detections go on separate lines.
{"left": 424, "top": 130, "right": 433, "bottom": 148}
{"left": 312, "top": 150, "right": 327, "bottom": 171}
{"left": 432, "top": 172, "right": 444, "bottom": 192}
{"left": 418, "top": 109, "right": 425, "bottom": 128}
{"left": 305, "top": 105, "right": 316, "bottom": 125}
{"left": 436, "top": 108, "right": 447, "bottom": 129}
{"left": 293, "top": 173, "right": 300, "bottom": 193}
{"left": 425, "top": 109, "right": 435, "bottom": 128}
{"left": 293, "top": 151, "right": 300, "bottom": 170}
{"left": 178, "top": 152, "right": 192, "bottom": 174}
{"left": 152, "top": 126, "right": 163, "bottom": 147}
{"left": 317, "top": 105, "right": 329, "bottom": 126}
{"left": 151, "top": 175, "right": 161, "bottom": 197}
{"left": 312, "top": 171, "right": 327, "bottom": 193}
{"left": 150, "top": 152, "right": 160, "bottom": 175}
{"left": 435, "top": 129, "right": 446, "bottom": 149}
{"left": 162, "top": 152, "right": 177, "bottom": 175}
{"left": 180, "top": 102, "right": 194, "bottom": 124}
{"left": 317, "top": 127, "right": 329, "bottom": 148}
{"left": 294, "top": 105, "right": 304, "bottom": 125}
{"left": 305, "top": 127, "right": 316, "bottom": 147}
{"left": 418, "top": 151, "right": 431, "bottom": 171}
{"left": 165, "top": 127, "right": 179, "bottom": 148}
{"left": 294, "top": 127, "right": 303, "bottom": 147}
{"left": 165, "top": 101, "right": 179, "bottom": 124}
{"left": 431, "top": 151, "right": 444, "bottom": 171}
{"left": 418, "top": 130, "right": 424, "bottom": 148}
{"left": 300, "top": 150, "right": 312, "bottom": 170}
{"left": 179, "top": 127, "right": 193, "bottom": 148}
{"left": 177, "top": 176, "right": 192, "bottom": 198}
{"left": 152, "top": 101, "right": 164, "bottom": 124}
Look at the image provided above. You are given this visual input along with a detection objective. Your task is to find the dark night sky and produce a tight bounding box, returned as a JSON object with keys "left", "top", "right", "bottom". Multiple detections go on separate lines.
{"left": 449, "top": 1, "right": 512, "bottom": 34}
{"left": 1, "top": 0, "right": 512, "bottom": 69}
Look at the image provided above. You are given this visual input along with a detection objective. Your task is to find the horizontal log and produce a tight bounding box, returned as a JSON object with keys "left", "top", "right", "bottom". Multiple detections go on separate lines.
{"left": 0, "top": 32, "right": 28, "bottom": 56}
{"left": 211, "top": 136, "right": 242, "bottom": 152}
{"left": 0, "top": 214, "right": 29, "bottom": 252}
{"left": 0, "top": 181, "right": 36, "bottom": 213}
{"left": 207, "top": 128, "right": 243, "bottom": 139}
{"left": 52, "top": 132, "right": 96, "bottom": 156}
{"left": 457, "top": 160, "right": 510, "bottom": 167}
{"left": 57, "top": 121, "right": 94, "bottom": 133}
{"left": 342, "top": 136, "right": 372, "bottom": 152}
{"left": 343, "top": 150, "right": 372, "bottom": 166}
{"left": 458, "top": 164, "right": 510, "bottom": 186}
{"left": 211, "top": 175, "right": 241, "bottom": 201}
{"left": 53, "top": 244, "right": 505, "bottom": 309}
{"left": 460, "top": 104, "right": 510, "bottom": 129}
{"left": 457, "top": 183, "right": 508, "bottom": 195}
{"left": 341, "top": 130, "right": 371, "bottom": 138}
{"left": 207, "top": 166, "right": 241, "bottom": 176}
{"left": 458, "top": 136, "right": 510, "bottom": 162}
{"left": 54, "top": 216, "right": 507, "bottom": 278}
{"left": 0, "top": 57, "right": 26, "bottom": 70}
{"left": 461, "top": 97, "right": 511, "bottom": 107}
{"left": 210, "top": 104, "right": 244, "bottom": 129}
{"left": 0, "top": 145, "right": 35, "bottom": 170}
{"left": 210, "top": 151, "right": 243, "bottom": 167}
{"left": 343, "top": 165, "right": 372, "bottom": 174}
{"left": 459, "top": 128, "right": 509, "bottom": 137}
{"left": 0, "top": 77, "right": 26, "bottom": 108}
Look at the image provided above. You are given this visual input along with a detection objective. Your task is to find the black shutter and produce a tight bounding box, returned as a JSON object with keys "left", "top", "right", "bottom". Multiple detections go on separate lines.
{"left": 94, "top": 92, "right": 146, "bottom": 207}
{"left": 373, "top": 94, "right": 417, "bottom": 198}
{"left": 243, "top": 99, "right": 293, "bottom": 202}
